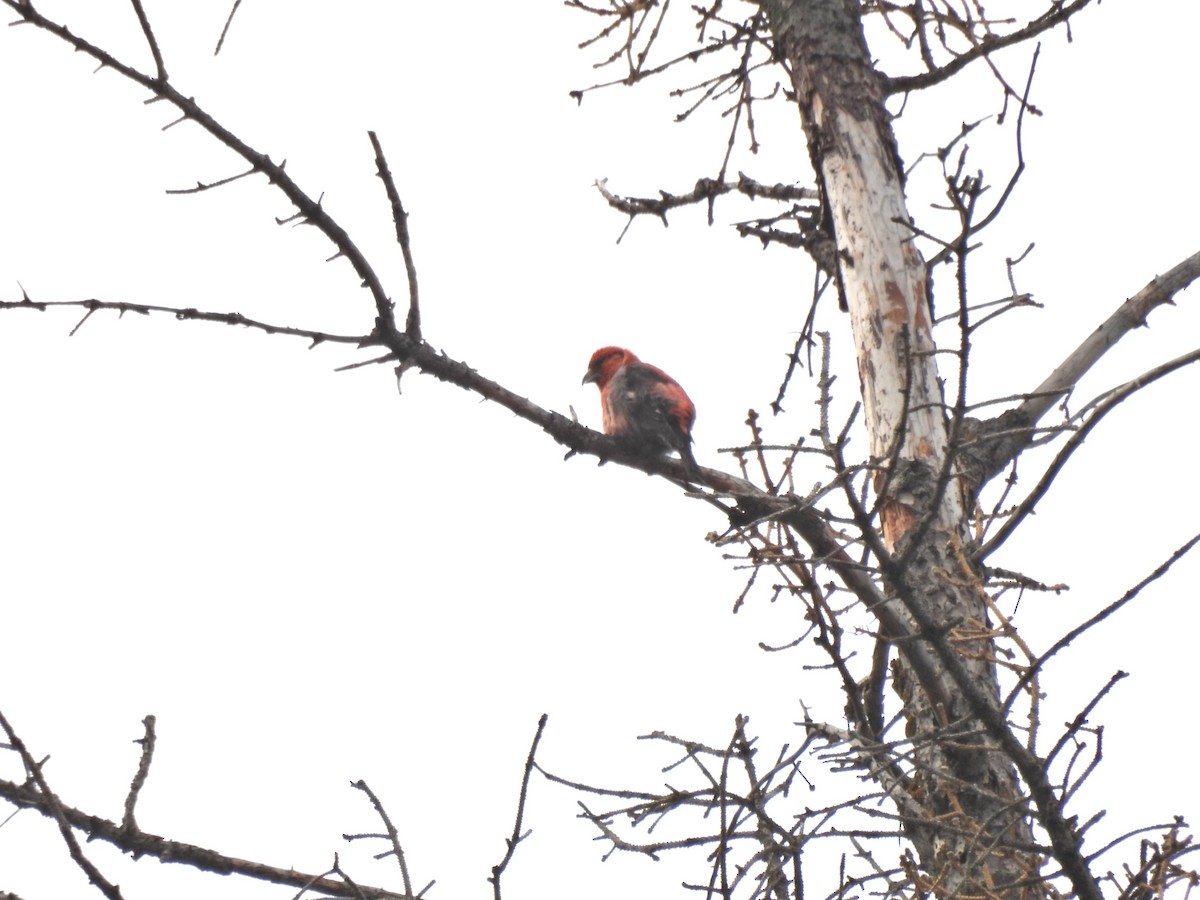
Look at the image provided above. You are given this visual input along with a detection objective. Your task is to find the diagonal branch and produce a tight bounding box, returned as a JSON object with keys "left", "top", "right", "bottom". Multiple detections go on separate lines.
{"left": 979, "top": 346, "right": 1200, "bottom": 559}
{"left": 1004, "top": 531, "right": 1200, "bottom": 714}
{"left": 1019, "top": 249, "right": 1200, "bottom": 426}
{"left": 128, "top": 0, "right": 166, "bottom": 82}
{"left": 349, "top": 780, "right": 414, "bottom": 897}
{"left": 0, "top": 711, "right": 125, "bottom": 900}
{"left": 975, "top": 248, "right": 1200, "bottom": 486}
{"left": 2, "top": 1, "right": 400, "bottom": 341}
{"left": 368, "top": 131, "right": 421, "bottom": 340}
{"left": 0, "top": 770, "right": 409, "bottom": 900}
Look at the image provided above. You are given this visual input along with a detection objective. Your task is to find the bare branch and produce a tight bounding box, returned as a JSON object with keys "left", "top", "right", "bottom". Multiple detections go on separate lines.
{"left": 490, "top": 714, "right": 548, "bottom": 900}
{"left": 349, "top": 780, "right": 415, "bottom": 897}
{"left": 368, "top": 131, "right": 421, "bottom": 340}
{"left": 164, "top": 163, "right": 261, "bottom": 194}
{"left": 122, "top": 715, "right": 156, "bottom": 833}
{"left": 128, "top": 0, "right": 166, "bottom": 82}
{"left": 882, "top": 0, "right": 1098, "bottom": 95}
{"left": 1004, "top": 531, "right": 1200, "bottom": 714}
{"left": 979, "top": 347, "right": 1200, "bottom": 559}
{"left": 567, "top": 1, "right": 760, "bottom": 102}
{"left": 0, "top": 765, "right": 408, "bottom": 899}
{"left": 1, "top": 1, "right": 400, "bottom": 338}
{"left": 0, "top": 294, "right": 369, "bottom": 348}
{"left": 594, "top": 173, "right": 817, "bottom": 237}
{"left": 0, "top": 710, "right": 125, "bottom": 900}
{"left": 1008, "top": 248, "right": 1200, "bottom": 441}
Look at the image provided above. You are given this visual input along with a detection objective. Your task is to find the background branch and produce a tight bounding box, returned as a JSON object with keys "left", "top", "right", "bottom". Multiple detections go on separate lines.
{"left": 0, "top": 769, "right": 410, "bottom": 900}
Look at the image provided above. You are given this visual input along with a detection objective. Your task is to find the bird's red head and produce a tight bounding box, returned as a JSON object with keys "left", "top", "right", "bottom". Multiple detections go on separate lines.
{"left": 582, "top": 346, "right": 640, "bottom": 389}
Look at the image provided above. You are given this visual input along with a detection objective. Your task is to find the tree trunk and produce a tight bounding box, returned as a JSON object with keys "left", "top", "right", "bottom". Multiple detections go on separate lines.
{"left": 757, "top": 2, "right": 1043, "bottom": 897}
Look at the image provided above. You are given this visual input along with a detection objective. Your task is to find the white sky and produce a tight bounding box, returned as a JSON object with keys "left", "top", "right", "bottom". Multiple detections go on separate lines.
{"left": 2, "top": 3, "right": 1198, "bottom": 899}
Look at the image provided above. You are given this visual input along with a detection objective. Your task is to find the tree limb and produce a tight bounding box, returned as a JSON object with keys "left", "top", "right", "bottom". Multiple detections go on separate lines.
{"left": 970, "top": 248, "right": 1200, "bottom": 489}
{"left": 1, "top": 293, "right": 368, "bottom": 347}
{"left": 0, "top": 771, "right": 409, "bottom": 900}
{"left": 1018, "top": 249, "right": 1200, "bottom": 429}
{"left": 882, "top": 0, "right": 1098, "bottom": 95}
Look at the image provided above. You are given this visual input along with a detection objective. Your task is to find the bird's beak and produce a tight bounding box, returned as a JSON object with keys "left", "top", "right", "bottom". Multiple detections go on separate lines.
{"left": 581, "top": 370, "right": 597, "bottom": 386}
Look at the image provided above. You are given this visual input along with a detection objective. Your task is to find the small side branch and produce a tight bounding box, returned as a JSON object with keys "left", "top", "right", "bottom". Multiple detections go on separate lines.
{"left": 348, "top": 780, "right": 415, "bottom": 898}
{"left": 0, "top": 293, "right": 369, "bottom": 348}
{"left": 883, "top": 0, "right": 1098, "bottom": 94}
{"left": 368, "top": 131, "right": 421, "bottom": 340}
{"left": 595, "top": 174, "right": 817, "bottom": 240}
{"left": 128, "top": 0, "right": 166, "bottom": 82}
{"left": 979, "top": 346, "right": 1200, "bottom": 559}
{"left": 0, "top": 710, "right": 125, "bottom": 900}
{"left": 1004, "top": 531, "right": 1200, "bottom": 713}
{"left": 1021, "top": 248, "right": 1200, "bottom": 421}
{"left": 979, "top": 248, "right": 1200, "bottom": 483}
{"left": 165, "top": 163, "right": 262, "bottom": 194}
{"left": 122, "top": 715, "right": 156, "bottom": 833}
{"left": 490, "top": 714, "right": 549, "bottom": 900}
{"left": 214, "top": 0, "right": 244, "bottom": 55}
{"left": 2, "top": 1, "right": 398, "bottom": 335}
{"left": 0, "top": 758, "right": 408, "bottom": 897}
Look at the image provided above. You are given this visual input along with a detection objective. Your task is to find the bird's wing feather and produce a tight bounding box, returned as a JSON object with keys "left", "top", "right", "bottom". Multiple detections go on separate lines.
{"left": 608, "top": 363, "right": 695, "bottom": 451}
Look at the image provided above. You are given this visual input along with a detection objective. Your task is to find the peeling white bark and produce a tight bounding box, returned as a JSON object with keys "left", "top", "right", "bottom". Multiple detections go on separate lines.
{"left": 816, "top": 102, "right": 963, "bottom": 539}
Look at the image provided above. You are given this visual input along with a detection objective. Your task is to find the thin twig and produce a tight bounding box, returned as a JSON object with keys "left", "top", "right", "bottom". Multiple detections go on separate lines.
{"left": 367, "top": 131, "right": 421, "bottom": 340}
{"left": 128, "top": 0, "right": 167, "bottom": 82}
{"left": 3, "top": 2, "right": 399, "bottom": 339}
{"left": 122, "top": 715, "right": 156, "bottom": 832}
{"left": 214, "top": 0, "right": 244, "bottom": 55}
{"left": 1, "top": 294, "right": 368, "bottom": 347}
{"left": 0, "top": 767, "right": 407, "bottom": 899}
{"left": 490, "top": 714, "right": 549, "bottom": 900}
{"left": 1004, "top": 532, "right": 1200, "bottom": 713}
{"left": 883, "top": 0, "right": 1096, "bottom": 94}
{"left": 0, "top": 710, "right": 125, "bottom": 900}
{"left": 350, "top": 780, "right": 413, "bottom": 898}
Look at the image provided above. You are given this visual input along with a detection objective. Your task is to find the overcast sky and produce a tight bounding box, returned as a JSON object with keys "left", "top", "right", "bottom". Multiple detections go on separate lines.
{"left": 2, "top": 3, "right": 1198, "bottom": 900}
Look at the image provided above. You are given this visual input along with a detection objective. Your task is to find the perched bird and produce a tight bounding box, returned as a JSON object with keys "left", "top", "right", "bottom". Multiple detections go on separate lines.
{"left": 582, "top": 346, "right": 699, "bottom": 475}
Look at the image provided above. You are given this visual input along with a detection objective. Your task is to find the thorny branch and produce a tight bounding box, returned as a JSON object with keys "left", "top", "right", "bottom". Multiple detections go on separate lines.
{"left": 877, "top": 0, "right": 1100, "bottom": 95}
{"left": 0, "top": 722, "right": 410, "bottom": 900}
{"left": 2, "top": 291, "right": 369, "bottom": 347}
{"left": 368, "top": 130, "right": 422, "bottom": 340}
{"left": 1005, "top": 531, "right": 1200, "bottom": 715}
{"left": 122, "top": 715, "right": 156, "bottom": 832}
{"left": 490, "top": 714, "right": 548, "bottom": 900}
{"left": 213, "top": 0, "right": 243, "bottom": 55}
{"left": 978, "top": 346, "right": 1200, "bottom": 560}
{"left": 0, "top": 710, "right": 125, "bottom": 900}
{"left": 2, "top": 1, "right": 398, "bottom": 340}
{"left": 982, "top": 249, "right": 1200, "bottom": 480}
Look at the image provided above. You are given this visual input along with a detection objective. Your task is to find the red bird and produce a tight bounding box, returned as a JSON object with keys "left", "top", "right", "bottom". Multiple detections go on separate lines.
{"left": 582, "top": 346, "right": 699, "bottom": 475}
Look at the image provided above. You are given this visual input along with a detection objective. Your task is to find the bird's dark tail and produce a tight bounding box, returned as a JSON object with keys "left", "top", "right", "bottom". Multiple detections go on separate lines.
{"left": 679, "top": 443, "right": 702, "bottom": 483}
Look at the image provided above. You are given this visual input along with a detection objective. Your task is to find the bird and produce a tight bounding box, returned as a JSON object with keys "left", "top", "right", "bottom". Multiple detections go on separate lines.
{"left": 582, "top": 346, "right": 699, "bottom": 476}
